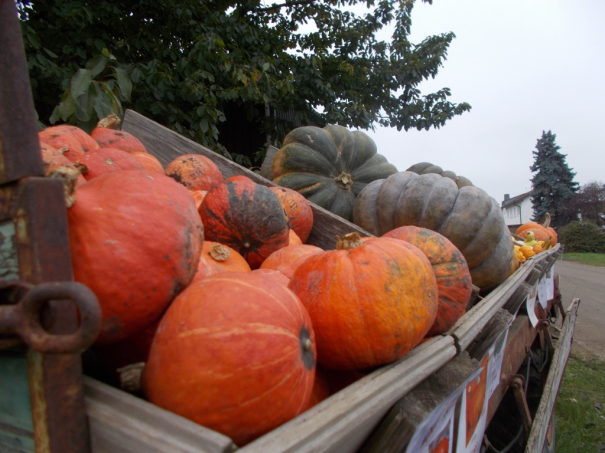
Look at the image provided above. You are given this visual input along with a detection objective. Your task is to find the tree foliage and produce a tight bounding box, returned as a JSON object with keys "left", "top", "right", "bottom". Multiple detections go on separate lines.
{"left": 559, "top": 181, "right": 605, "bottom": 227}
{"left": 19, "top": 0, "right": 471, "bottom": 165}
{"left": 559, "top": 221, "right": 605, "bottom": 254}
{"left": 529, "top": 131, "right": 578, "bottom": 228}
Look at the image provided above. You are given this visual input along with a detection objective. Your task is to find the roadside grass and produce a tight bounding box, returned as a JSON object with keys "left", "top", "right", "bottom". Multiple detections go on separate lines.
{"left": 555, "top": 354, "right": 605, "bottom": 452}
{"left": 559, "top": 252, "right": 605, "bottom": 267}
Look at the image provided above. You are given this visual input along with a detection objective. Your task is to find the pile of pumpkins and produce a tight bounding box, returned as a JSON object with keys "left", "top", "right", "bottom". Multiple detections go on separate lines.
{"left": 512, "top": 214, "right": 557, "bottom": 262}
{"left": 37, "top": 120, "right": 518, "bottom": 447}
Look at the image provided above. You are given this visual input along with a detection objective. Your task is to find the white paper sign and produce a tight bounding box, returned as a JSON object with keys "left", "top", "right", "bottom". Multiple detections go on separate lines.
{"left": 486, "top": 326, "right": 510, "bottom": 398}
{"left": 456, "top": 355, "right": 490, "bottom": 453}
{"left": 537, "top": 275, "right": 549, "bottom": 309}
{"left": 546, "top": 266, "right": 554, "bottom": 300}
{"left": 406, "top": 368, "right": 482, "bottom": 453}
{"left": 527, "top": 283, "right": 539, "bottom": 327}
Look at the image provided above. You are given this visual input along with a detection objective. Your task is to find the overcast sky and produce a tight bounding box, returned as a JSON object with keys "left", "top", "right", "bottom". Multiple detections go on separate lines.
{"left": 362, "top": 0, "right": 605, "bottom": 204}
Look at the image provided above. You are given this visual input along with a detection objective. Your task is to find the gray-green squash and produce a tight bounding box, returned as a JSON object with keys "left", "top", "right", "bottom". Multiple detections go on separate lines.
{"left": 271, "top": 125, "right": 398, "bottom": 222}
{"left": 353, "top": 171, "right": 513, "bottom": 291}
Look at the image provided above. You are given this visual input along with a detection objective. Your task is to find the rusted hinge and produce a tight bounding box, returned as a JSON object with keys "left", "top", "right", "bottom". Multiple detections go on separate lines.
{"left": 0, "top": 280, "right": 101, "bottom": 353}
{"left": 503, "top": 374, "right": 533, "bottom": 445}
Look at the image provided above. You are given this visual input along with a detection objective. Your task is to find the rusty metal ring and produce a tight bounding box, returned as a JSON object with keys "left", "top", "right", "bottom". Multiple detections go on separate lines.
{"left": 16, "top": 282, "right": 102, "bottom": 353}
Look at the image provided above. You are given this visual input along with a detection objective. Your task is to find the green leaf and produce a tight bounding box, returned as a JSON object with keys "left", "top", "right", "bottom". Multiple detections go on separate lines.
{"left": 75, "top": 83, "right": 96, "bottom": 122}
{"left": 131, "top": 67, "right": 142, "bottom": 84}
{"left": 71, "top": 69, "right": 93, "bottom": 99}
{"left": 93, "top": 82, "right": 114, "bottom": 119}
{"left": 115, "top": 67, "right": 132, "bottom": 101}
{"left": 263, "top": 63, "right": 270, "bottom": 71}
{"left": 101, "top": 48, "right": 111, "bottom": 58}
{"left": 99, "top": 82, "right": 123, "bottom": 115}
{"left": 49, "top": 106, "right": 61, "bottom": 124}
{"left": 86, "top": 55, "right": 108, "bottom": 77}
{"left": 43, "top": 48, "right": 58, "bottom": 58}
{"left": 58, "top": 89, "right": 77, "bottom": 121}
{"left": 200, "top": 118, "right": 209, "bottom": 133}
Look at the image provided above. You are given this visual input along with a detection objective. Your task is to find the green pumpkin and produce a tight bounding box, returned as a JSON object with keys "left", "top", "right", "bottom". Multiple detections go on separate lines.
{"left": 407, "top": 162, "right": 474, "bottom": 189}
{"left": 271, "top": 125, "right": 398, "bottom": 222}
{"left": 353, "top": 171, "right": 513, "bottom": 291}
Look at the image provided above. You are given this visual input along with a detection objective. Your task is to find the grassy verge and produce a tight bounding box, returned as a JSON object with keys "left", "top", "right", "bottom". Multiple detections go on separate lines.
{"left": 555, "top": 354, "right": 605, "bottom": 452}
{"left": 559, "top": 253, "right": 605, "bottom": 267}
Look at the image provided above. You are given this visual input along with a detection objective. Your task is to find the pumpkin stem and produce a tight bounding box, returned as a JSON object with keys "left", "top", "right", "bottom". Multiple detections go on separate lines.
{"left": 304, "top": 339, "right": 313, "bottom": 352}
{"left": 538, "top": 212, "right": 551, "bottom": 228}
{"left": 209, "top": 243, "right": 230, "bottom": 262}
{"left": 97, "top": 113, "right": 122, "bottom": 129}
{"left": 47, "top": 167, "right": 80, "bottom": 208}
{"left": 334, "top": 172, "right": 353, "bottom": 190}
{"left": 336, "top": 232, "right": 364, "bottom": 250}
{"left": 117, "top": 362, "right": 145, "bottom": 394}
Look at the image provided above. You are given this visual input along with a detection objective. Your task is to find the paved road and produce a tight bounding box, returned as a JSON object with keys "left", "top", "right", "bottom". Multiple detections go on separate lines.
{"left": 555, "top": 258, "right": 605, "bottom": 359}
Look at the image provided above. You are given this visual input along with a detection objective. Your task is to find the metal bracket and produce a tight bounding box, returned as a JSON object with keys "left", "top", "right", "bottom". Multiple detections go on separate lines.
{"left": 0, "top": 280, "right": 102, "bottom": 353}
{"left": 504, "top": 374, "right": 533, "bottom": 444}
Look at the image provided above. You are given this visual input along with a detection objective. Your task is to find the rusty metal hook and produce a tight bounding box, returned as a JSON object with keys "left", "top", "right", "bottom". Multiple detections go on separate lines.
{"left": 0, "top": 280, "right": 102, "bottom": 353}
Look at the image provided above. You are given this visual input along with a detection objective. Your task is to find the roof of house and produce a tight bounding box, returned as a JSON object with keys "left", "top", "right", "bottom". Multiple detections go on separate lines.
{"left": 502, "top": 191, "right": 533, "bottom": 208}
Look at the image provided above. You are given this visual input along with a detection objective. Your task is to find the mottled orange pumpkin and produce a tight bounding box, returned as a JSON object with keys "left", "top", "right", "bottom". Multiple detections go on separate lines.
{"left": 91, "top": 127, "right": 148, "bottom": 154}
{"left": 270, "top": 186, "right": 314, "bottom": 243}
{"left": 39, "top": 127, "right": 92, "bottom": 162}
{"left": 288, "top": 233, "right": 438, "bottom": 370}
{"left": 165, "top": 154, "right": 224, "bottom": 192}
{"left": 289, "top": 229, "right": 303, "bottom": 246}
{"left": 75, "top": 148, "right": 144, "bottom": 181}
{"left": 516, "top": 221, "right": 558, "bottom": 246}
{"left": 191, "top": 241, "right": 251, "bottom": 283}
{"left": 200, "top": 178, "right": 289, "bottom": 269}
{"left": 260, "top": 244, "right": 324, "bottom": 279}
{"left": 131, "top": 151, "right": 165, "bottom": 174}
{"left": 40, "top": 142, "right": 87, "bottom": 186}
{"left": 382, "top": 226, "right": 472, "bottom": 336}
{"left": 251, "top": 268, "right": 291, "bottom": 287}
{"left": 68, "top": 170, "right": 204, "bottom": 343}
{"left": 142, "top": 272, "right": 316, "bottom": 446}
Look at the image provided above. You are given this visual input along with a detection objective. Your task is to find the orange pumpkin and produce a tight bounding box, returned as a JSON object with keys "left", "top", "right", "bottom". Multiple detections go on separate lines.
{"left": 382, "top": 226, "right": 472, "bottom": 336}
{"left": 251, "top": 268, "right": 291, "bottom": 287}
{"left": 519, "top": 245, "right": 535, "bottom": 258}
{"left": 288, "top": 229, "right": 303, "bottom": 246}
{"left": 270, "top": 186, "right": 314, "bottom": 243}
{"left": 516, "top": 219, "right": 558, "bottom": 246}
{"left": 142, "top": 272, "right": 316, "bottom": 446}
{"left": 40, "top": 142, "right": 87, "bottom": 186}
{"left": 165, "top": 154, "right": 224, "bottom": 192}
{"left": 260, "top": 244, "right": 324, "bottom": 279}
{"left": 131, "top": 151, "right": 164, "bottom": 174}
{"left": 91, "top": 127, "right": 148, "bottom": 154}
{"left": 304, "top": 366, "right": 331, "bottom": 410}
{"left": 288, "top": 233, "right": 438, "bottom": 370}
{"left": 200, "top": 178, "right": 289, "bottom": 269}
{"left": 74, "top": 148, "right": 144, "bottom": 181}
{"left": 68, "top": 170, "right": 204, "bottom": 343}
{"left": 191, "top": 241, "right": 251, "bottom": 283}
{"left": 39, "top": 127, "right": 93, "bottom": 162}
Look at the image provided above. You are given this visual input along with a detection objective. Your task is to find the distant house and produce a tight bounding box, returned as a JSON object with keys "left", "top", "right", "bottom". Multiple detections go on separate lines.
{"left": 501, "top": 191, "right": 534, "bottom": 231}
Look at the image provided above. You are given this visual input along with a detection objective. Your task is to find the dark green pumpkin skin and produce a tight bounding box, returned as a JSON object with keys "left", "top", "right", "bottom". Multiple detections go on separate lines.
{"left": 200, "top": 179, "right": 289, "bottom": 269}
{"left": 271, "top": 125, "right": 398, "bottom": 222}
{"left": 353, "top": 172, "right": 512, "bottom": 291}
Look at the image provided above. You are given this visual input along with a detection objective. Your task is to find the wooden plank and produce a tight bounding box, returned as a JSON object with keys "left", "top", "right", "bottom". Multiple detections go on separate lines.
{"left": 84, "top": 377, "right": 237, "bottom": 453}
{"left": 239, "top": 336, "right": 457, "bottom": 453}
{"left": 121, "top": 110, "right": 373, "bottom": 250}
{"left": 525, "top": 298, "right": 579, "bottom": 453}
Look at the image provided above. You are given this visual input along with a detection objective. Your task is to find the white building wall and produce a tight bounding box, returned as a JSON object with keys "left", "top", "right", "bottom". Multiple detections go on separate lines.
{"left": 502, "top": 196, "right": 534, "bottom": 226}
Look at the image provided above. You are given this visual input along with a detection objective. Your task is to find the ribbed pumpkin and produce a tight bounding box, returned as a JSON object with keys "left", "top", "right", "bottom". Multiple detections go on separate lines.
{"left": 251, "top": 268, "right": 291, "bottom": 287}
{"left": 353, "top": 172, "right": 513, "bottom": 291}
{"left": 288, "top": 233, "right": 438, "bottom": 371}
{"left": 260, "top": 244, "right": 324, "bottom": 279}
{"left": 165, "top": 154, "right": 224, "bottom": 192}
{"left": 131, "top": 151, "right": 165, "bottom": 174}
{"left": 406, "top": 162, "right": 473, "bottom": 188}
{"left": 142, "top": 272, "right": 316, "bottom": 446}
{"left": 68, "top": 170, "right": 204, "bottom": 343}
{"left": 91, "top": 128, "right": 148, "bottom": 154}
{"left": 200, "top": 178, "right": 289, "bottom": 269}
{"left": 382, "top": 226, "right": 473, "bottom": 336}
{"left": 39, "top": 126, "right": 96, "bottom": 162}
{"left": 191, "top": 241, "right": 251, "bottom": 283}
{"left": 516, "top": 224, "right": 557, "bottom": 246}
{"left": 74, "top": 148, "right": 144, "bottom": 181}
{"left": 271, "top": 125, "right": 398, "bottom": 222}
{"left": 269, "top": 186, "right": 314, "bottom": 243}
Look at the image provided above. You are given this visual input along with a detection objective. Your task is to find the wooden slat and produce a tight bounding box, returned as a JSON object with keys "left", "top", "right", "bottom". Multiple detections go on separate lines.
{"left": 84, "top": 377, "right": 237, "bottom": 453}
{"left": 525, "top": 298, "right": 580, "bottom": 452}
{"left": 121, "top": 110, "right": 373, "bottom": 250}
{"left": 239, "top": 336, "right": 457, "bottom": 453}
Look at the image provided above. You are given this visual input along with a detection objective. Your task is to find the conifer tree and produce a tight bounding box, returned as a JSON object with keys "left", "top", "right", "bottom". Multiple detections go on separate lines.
{"left": 530, "top": 131, "right": 578, "bottom": 227}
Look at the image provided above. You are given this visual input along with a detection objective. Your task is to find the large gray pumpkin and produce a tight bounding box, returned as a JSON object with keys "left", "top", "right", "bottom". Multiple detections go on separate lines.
{"left": 353, "top": 171, "right": 513, "bottom": 291}
{"left": 271, "top": 125, "right": 398, "bottom": 222}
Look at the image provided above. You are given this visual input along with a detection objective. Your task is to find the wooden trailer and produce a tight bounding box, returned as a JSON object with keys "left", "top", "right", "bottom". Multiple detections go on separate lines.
{"left": 1, "top": 3, "right": 578, "bottom": 452}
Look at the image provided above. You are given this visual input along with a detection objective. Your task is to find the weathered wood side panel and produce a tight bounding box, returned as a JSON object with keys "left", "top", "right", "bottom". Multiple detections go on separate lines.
{"left": 525, "top": 298, "right": 579, "bottom": 453}
{"left": 84, "top": 377, "right": 237, "bottom": 453}
{"left": 121, "top": 110, "right": 373, "bottom": 250}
